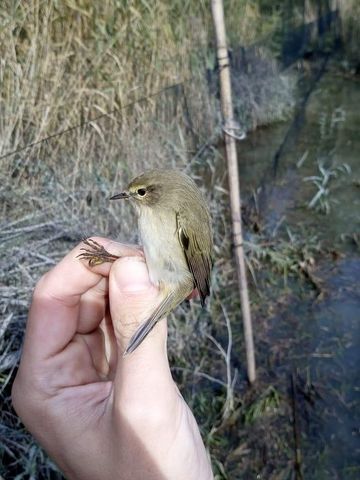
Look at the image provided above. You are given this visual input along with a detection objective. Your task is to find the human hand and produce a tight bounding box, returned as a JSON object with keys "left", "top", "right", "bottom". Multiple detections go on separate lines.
{"left": 12, "top": 238, "right": 213, "bottom": 480}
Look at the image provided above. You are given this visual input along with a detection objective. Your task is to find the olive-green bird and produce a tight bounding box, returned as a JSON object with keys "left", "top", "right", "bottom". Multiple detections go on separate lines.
{"left": 79, "top": 169, "right": 213, "bottom": 355}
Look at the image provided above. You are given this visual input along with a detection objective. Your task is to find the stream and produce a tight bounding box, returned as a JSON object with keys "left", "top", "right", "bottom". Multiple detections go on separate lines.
{"left": 233, "top": 67, "right": 359, "bottom": 478}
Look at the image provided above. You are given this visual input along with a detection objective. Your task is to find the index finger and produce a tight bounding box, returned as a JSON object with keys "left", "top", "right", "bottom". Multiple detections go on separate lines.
{"left": 21, "top": 238, "right": 141, "bottom": 362}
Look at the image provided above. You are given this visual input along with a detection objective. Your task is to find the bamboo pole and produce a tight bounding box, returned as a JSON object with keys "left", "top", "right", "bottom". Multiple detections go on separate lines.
{"left": 211, "top": 0, "right": 256, "bottom": 383}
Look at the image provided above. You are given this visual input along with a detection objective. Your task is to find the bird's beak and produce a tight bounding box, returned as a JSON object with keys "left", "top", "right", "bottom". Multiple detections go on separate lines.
{"left": 110, "top": 191, "right": 130, "bottom": 200}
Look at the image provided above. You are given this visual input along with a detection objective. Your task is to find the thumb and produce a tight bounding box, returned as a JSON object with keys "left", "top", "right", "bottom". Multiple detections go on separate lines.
{"left": 109, "top": 256, "right": 167, "bottom": 355}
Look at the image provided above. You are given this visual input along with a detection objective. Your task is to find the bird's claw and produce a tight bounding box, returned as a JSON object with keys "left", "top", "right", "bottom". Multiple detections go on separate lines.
{"left": 77, "top": 238, "right": 120, "bottom": 266}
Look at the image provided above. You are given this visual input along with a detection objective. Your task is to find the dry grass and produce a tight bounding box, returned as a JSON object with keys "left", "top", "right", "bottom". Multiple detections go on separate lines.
{"left": 0, "top": 2, "right": 226, "bottom": 477}
{"left": 230, "top": 46, "right": 296, "bottom": 131}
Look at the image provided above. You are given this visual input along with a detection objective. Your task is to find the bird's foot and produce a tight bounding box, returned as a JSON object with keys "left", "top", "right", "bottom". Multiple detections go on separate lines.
{"left": 77, "top": 238, "right": 120, "bottom": 267}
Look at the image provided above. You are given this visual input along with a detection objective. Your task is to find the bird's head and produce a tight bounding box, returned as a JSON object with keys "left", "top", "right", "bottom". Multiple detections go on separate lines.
{"left": 110, "top": 169, "right": 201, "bottom": 214}
{"left": 110, "top": 170, "right": 169, "bottom": 211}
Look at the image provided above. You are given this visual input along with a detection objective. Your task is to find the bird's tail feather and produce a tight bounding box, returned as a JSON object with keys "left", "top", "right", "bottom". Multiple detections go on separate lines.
{"left": 123, "top": 291, "right": 175, "bottom": 355}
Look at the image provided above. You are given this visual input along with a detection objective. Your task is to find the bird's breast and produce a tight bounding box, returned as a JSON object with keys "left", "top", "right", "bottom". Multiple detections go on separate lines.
{"left": 138, "top": 208, "right": 192, "bottom": 288}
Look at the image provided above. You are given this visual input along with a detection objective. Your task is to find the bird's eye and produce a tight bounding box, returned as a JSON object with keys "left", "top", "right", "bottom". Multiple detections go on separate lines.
{"left": 137, "top": 188, "right": 146, "bottom": 196}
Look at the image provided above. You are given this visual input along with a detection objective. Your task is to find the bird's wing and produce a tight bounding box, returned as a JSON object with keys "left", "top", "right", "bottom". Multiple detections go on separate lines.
{"left": 176, "top": 211, "right": 213, "bottom": 307}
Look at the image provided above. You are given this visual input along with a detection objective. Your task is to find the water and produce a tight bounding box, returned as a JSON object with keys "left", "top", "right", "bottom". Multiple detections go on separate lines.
{"left": 232, "top": 68, "right": 360, "bottom": 478}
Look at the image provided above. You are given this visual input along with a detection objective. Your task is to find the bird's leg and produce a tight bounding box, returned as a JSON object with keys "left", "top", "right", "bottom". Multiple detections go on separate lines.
{"left": 77, "top": 238, "right": 120, "bottom": 267}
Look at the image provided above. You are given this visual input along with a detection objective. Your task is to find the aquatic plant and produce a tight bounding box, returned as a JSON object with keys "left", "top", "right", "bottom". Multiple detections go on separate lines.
{"left": 303, "top": 161, "right": 351, "bottom": 214}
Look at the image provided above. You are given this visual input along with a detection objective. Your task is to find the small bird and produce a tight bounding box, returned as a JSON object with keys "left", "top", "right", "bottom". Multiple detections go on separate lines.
{"left": 79, "top": 169, "right": 213, "bottom": 355}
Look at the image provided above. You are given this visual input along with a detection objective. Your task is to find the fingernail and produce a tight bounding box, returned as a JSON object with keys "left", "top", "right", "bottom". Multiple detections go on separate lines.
{"left": 113, "top": 257, "right": 152, "bottom": 293}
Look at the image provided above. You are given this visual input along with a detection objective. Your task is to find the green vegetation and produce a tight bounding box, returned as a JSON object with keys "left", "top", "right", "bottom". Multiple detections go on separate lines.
{"left": 244, "top": 386, "right": 280, "bottom": 425}
{"left": 303, "top": 161, "right": 351, "bottom": 214}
